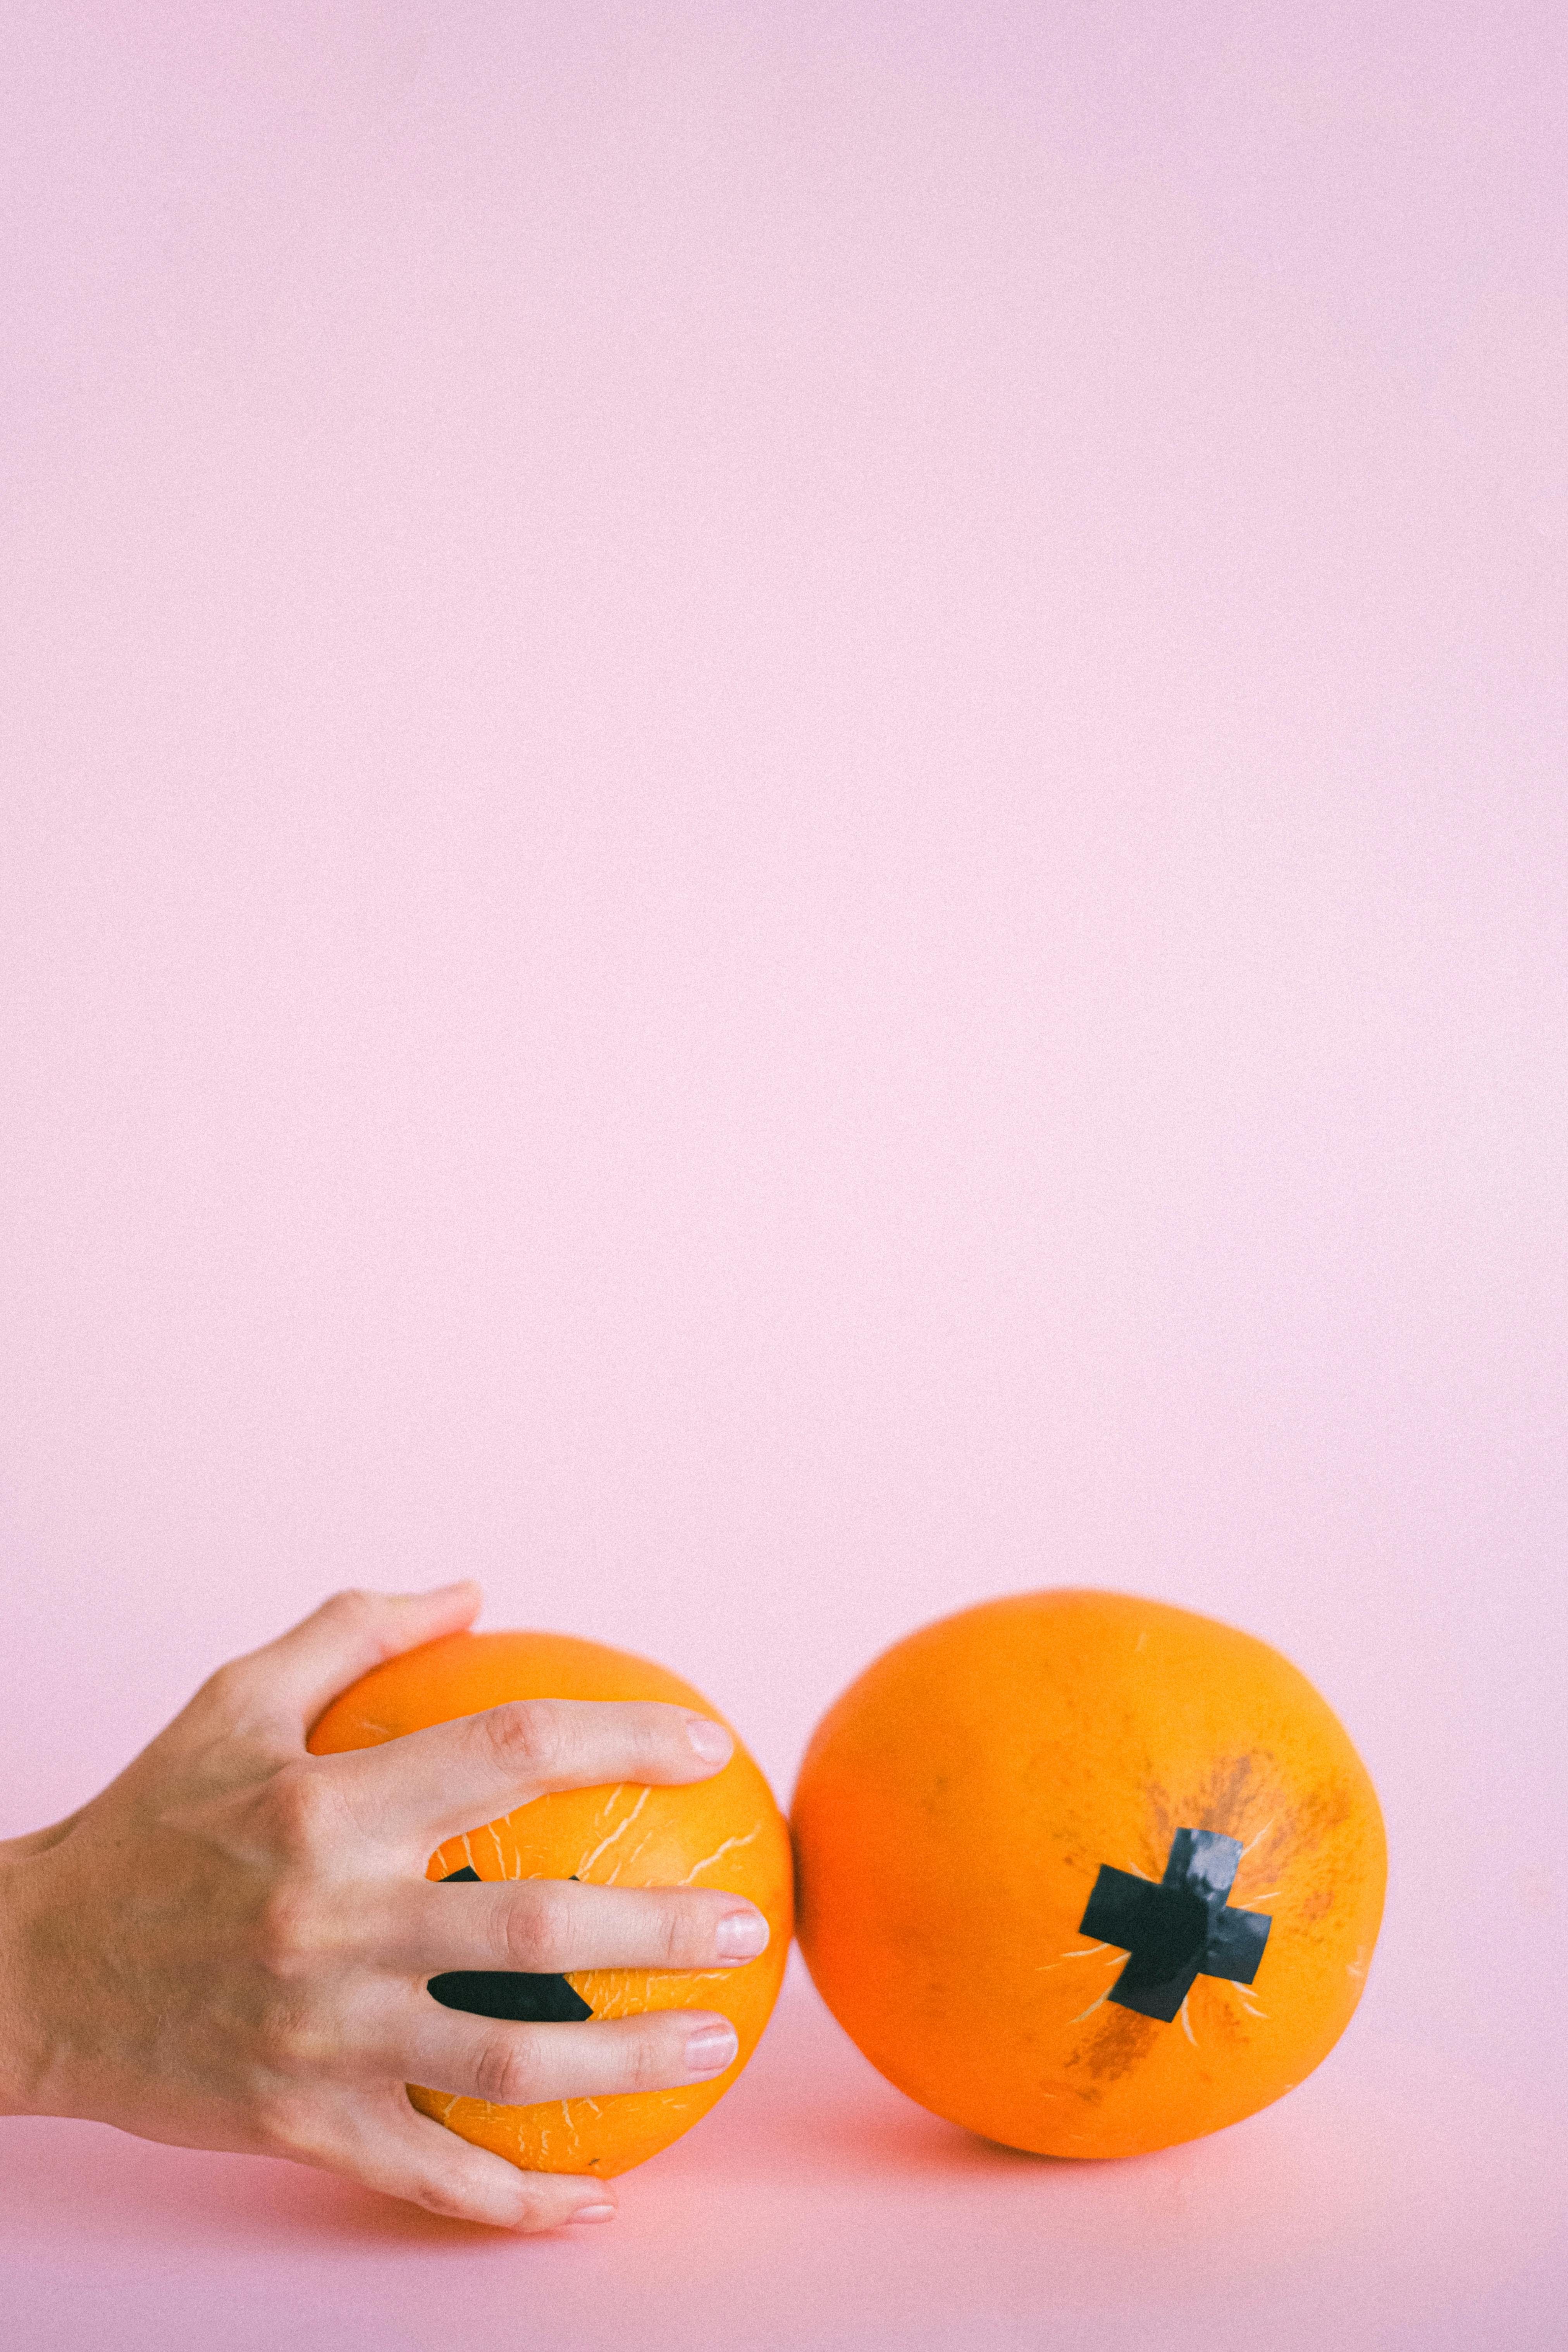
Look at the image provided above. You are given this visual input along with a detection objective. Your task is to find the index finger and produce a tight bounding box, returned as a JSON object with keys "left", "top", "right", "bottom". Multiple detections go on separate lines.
{"left": 211, "top": 1584, "right": 484, "bottom": 1738}
{"left": 320, "top": 1697, "right": 735, "bottom": 1853}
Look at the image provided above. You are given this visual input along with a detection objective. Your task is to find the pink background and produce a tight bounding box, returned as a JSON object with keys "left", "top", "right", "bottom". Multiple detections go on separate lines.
{"left": 2, "top": 4, "right": 1564, "bottom": 2343}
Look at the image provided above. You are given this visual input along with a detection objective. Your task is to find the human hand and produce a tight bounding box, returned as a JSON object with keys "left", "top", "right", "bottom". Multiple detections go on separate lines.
{"left": 0, "top": 1584, "right": 769, "bottom": 2230}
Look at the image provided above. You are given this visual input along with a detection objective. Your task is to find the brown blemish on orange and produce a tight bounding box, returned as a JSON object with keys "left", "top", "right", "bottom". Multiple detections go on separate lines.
{"left": 1202, "top": 1988, "right": 1250, "bottom": 2050}
{"left": 1067, "top": 2004, "right": 1162, "bottom": 2085}
{"left": 1195, "top": 1753, "right": 1262, "bottom": 1834}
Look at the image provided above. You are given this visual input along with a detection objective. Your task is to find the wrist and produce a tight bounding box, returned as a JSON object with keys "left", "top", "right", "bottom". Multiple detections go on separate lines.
{"left": 0, "top": 1841, "right": 58, "bottom": 2116}
{"left": 0, "top": 1814, "right": 80, "bottom": 1865}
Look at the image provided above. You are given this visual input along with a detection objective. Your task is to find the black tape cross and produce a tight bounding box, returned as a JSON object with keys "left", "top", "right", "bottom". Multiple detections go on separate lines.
{"left": 1078, "top": 1829, "right": 1272, "bottom": 2023}
{"left": 427, "top": 1865, "right": 594, "bottom": 2023}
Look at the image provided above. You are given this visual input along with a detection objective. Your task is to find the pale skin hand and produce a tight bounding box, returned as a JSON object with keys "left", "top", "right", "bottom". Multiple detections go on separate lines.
{"left": 0, "top": 1582, "right": 771, "bottom": 2231}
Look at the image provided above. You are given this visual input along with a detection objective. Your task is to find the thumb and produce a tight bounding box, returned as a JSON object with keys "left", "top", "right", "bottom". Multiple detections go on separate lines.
{"left": 222, "top": 1584, "right": 482, "bottom": 1739}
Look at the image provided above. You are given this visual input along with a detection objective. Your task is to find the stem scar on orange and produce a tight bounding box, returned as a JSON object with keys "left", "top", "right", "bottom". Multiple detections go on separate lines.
{"left": 790, "top": 1591, "right": 1386, "bottom": 2159}
{"left": 307, "top": 1631, "right": 793, "bottom": 2178}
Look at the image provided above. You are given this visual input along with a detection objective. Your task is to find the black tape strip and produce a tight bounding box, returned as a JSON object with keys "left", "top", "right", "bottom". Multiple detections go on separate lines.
{"left": 428, "top": 1865, "right": 594, "bottom": 2023}
{"left": 1202, "top": 1902, "right": 1270, "bottom": 1987}
{"left": 1078, "top": 1828, "right": 1273, "bottom": 2024}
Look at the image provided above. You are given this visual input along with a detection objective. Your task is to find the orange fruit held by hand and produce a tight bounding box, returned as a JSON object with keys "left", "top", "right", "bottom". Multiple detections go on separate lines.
{"left": 308, "top": 1631, "right": 792, "bottom": 2177}
{"left": 792, "top": 1591, "right": 1386, "bottom": 2158}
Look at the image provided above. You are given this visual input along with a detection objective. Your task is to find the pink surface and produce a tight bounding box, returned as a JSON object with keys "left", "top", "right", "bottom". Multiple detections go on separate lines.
{"left": 2, "top": 5, "right": 1564, "bottom": 2345}
{"left": 2, "top": 1957, "right": 1562, "bottom": 2352}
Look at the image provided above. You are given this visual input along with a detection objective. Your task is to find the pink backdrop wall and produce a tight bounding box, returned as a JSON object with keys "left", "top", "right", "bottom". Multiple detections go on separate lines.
{"left": 2, "top": 5, "right": 1563, "bottom": 2345}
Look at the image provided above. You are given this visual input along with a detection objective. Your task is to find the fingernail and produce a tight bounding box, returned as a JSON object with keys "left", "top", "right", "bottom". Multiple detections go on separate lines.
{"left": 715, "top": 1908, "right": 769, "bottom": 1961}
{"left": 685, "top": 1716, "right": 732, "bottom": 1767}
{"left": 683, "top": 2020, "right": 740, "bottom": 2075}
{"left": 569, "top": 2202, "right": 617, "bottom": 2225}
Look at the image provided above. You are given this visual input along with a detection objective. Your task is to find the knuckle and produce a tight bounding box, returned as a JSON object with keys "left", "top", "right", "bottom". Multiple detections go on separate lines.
{"left": 195, "top": 1658, "right": 248, "bottom": 1718}
{"left": 185, "top": 1659, "right": 288, "bottom": 1752}
{"left": 510, "top": 2189, "right": 565, "bottom": 2234}
{"left": 315, "top": 1590, "right": 386, "bottom": 1646}
{"left": 414, "top": 2172, "right": 487, "bottom": 2223}
{"left": 625, "top": 2023, "right": 681, "bottom": 2093}
{"left": 499, "top": 1885, "right": 573, "bottom": 1973}
{"left": 657, "top": 1898, "right": 702, "bottom": 1970}
{"left": 482, "top": 1699, "right": 566, "bottom": 1781}
{"left": 319, "top": 1587, "right": 381, "bottom": 1631}
{"left": 255, "top": 1991, "right": 341, "bottom": 2074}
{"left": 615, "top": 1703, "right": 671, "bottom": 1770}
{"left": 252, "top": 1883, "right": 319, "bottom": 1977}
{"left": 259, "top": 1763, "right": 339, "bottom": 1861}
{"left": 472, "top": 2029, "right": 540, "bottom": 2108}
